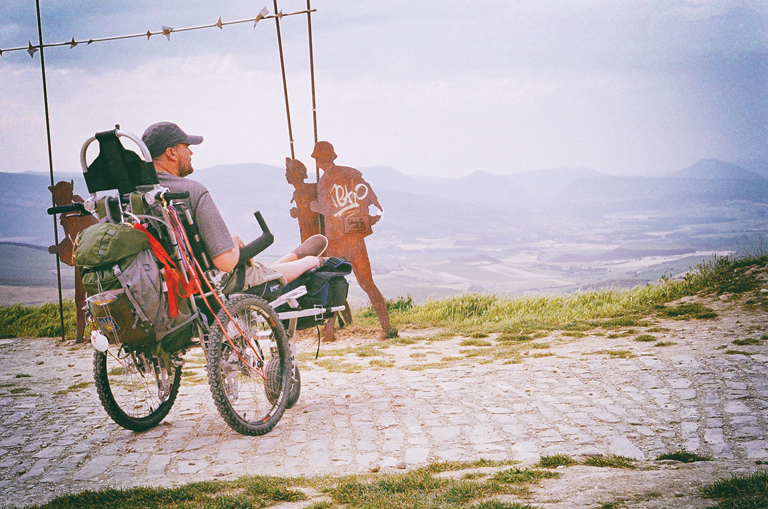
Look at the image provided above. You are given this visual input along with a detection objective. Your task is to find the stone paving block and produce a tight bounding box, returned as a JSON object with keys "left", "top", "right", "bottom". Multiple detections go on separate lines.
{"left": 177, "top": 459, "right": 208, "bottom": 474}
{"left": 683, "top": 438, "right": 701, "bottom": 451}
{"left": 18, "top": 458, "right": 50, "bottom": 481}
{"left": 73, "top": 454, "right": 115, "bottom": 481}
{"left": 607, "top": 435, "right": 645, "bottom": 460}
{"left": 356, "top": 451, "right": 380, "bottom": 469}
{"left": 724, "top": 401, "right": 751, "bottom": 414}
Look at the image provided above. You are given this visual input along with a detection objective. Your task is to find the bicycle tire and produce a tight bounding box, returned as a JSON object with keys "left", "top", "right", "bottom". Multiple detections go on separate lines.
{"left": 206, "top": 294, "right": 291, "bottom": 436}
{"left": 266, "top": 357, "right": 301, "bottom": 409}
{"left": 93, "top": 346, "right": 182, "bottom": 432}
{"left": 286, "top": 363, "right": 301, "bottom": 409}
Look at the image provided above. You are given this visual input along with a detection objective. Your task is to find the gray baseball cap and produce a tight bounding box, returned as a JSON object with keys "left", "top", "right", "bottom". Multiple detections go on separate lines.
{"left": 141, "top": 122, "right": 203, "bottom": 158}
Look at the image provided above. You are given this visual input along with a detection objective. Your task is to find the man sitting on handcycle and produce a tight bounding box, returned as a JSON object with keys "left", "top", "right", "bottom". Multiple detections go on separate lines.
{"left": 141, "top": 121, "right": 327, "bottom": 293}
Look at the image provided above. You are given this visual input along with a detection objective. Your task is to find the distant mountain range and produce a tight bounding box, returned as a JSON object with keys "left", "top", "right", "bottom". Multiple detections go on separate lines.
{"left": 4, "top": 157, "right": 768, "bottom": 304}
{"left": 5, "top": 158, "right": 767, "bottom": 251}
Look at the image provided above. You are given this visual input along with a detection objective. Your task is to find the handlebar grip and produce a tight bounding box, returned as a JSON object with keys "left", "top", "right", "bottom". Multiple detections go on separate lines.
{"left": 254, "top": 211, "right": 270, "bottom": 233}
{"left": 237, "top": 211, "right": 274, "bottom": 265}
{"left": 159, "top": 191, "right": 190, "bottom": 201}
{"left": 47, "top": 203, "right": 87, "bottom": 216}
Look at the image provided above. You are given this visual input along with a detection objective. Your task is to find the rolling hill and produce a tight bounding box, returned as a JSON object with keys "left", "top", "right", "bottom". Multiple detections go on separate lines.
{"left": 2, "top": 158, "right": 767, "bottom": 303}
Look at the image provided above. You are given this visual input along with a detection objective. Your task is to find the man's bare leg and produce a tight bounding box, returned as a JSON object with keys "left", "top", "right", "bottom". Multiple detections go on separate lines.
{"left": 270, "top": 257, "right": 320, "bottom": 283}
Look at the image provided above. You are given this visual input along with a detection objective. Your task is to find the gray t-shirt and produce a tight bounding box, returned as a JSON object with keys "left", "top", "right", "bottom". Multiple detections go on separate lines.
{"left": 156, "top": 172, "right": 235, "bottom": 259}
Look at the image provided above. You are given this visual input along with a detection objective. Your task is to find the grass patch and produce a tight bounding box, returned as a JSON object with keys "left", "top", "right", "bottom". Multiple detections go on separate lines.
{"left": 657, "top": 302, "right": 717, "bottom": 320}
{"left": 598, "top": 316, "right": 641, "bottom": 328}
{"left": 497, "top": 333, "right": 533, "bottom": 343}
{"left": 27, "top": 475, "right": 307, "bottom": 509}
{"left": 390, "top": 336, "right": 418, "bottom": 345}
{"left": 725, "top": 350, "right": 755, "bottom": 356}
{"left": 313, "top": 358, "right": 361, "bottom": 373}
{"left": 586, "top": 350, "right": 635, "bottom": 359}
{"left": 407, "top": 361, "right": 455, "bottom": 371}
{"left": 701, "top": 470, "right": 768, "bottom": 508}
{"left": 491, "top": 467, "right": 559, "bottom": 484}
{"left": 54, "top": 381, "right": 92, "bottom": 395}
{"left": 321, "top": 462, "right": 545, "bottom": 508}
{"left": 460, "top": 339, "right": 492, "bottom": 347}
{"left": 0, "top": 300, "right": 87, "bottom": 340}
{"left": 733, "top": 337, "right": 762, "bottom": 346}
{"left": 423, "top": 459, "right": 517, "bottom": 473}
{"left": 369, "top": 359, "right": 395, "bottom": 368}
{"left": 654, "top": 341, "right": 675, "bottom": 347}
{"left": 583, "top": 455, "right": 637, "bottom": 469}
{"left": 656, "top": 450, "right": 712, "bottom": 463}
{"left": 634, "top": 334, "right": 656, "bottom": 342}
{"left": 537, "top": 454, "right": 576, "bottom": 469}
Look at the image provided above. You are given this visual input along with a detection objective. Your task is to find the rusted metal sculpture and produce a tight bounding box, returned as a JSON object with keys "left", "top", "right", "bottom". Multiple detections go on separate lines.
{"left": 306, "top": 141, "right": 391, "bottom": 335}
{"left": 286, "top": 156, "right": 350, "bottom": 342}
{"left": 47, "top": 180, "right": 97, "bottom": 343}
{"left": 285, "top": 157, "right": 321, "bottom": 241}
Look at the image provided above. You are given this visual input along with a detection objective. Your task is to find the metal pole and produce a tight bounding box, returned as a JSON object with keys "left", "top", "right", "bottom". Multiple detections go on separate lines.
{"left": 273, "top": 0, "right": 295, "bottom": 159}
{"left": 306, "top": 0, "right": 325, "bottom": 235}
{"left": 35, "top": 0, "right": 66, "bottom": 341}
{"left": 307, "top": 0, "right": 318, "bottom": 149}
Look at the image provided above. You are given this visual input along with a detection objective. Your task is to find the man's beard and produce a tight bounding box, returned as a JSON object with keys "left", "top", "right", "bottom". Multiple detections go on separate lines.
{"left": 179, "top": 163, "right": 194, "bottom": 177}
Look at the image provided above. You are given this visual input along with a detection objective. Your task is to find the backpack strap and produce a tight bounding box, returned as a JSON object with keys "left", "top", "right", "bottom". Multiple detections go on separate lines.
{"left": 132, "top": 222, "right": 196, "bottom": 317}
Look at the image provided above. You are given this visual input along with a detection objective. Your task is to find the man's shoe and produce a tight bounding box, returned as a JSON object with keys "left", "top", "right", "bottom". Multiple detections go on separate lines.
{"left": 292, "top": 234, "right": 328, "bottom": 258}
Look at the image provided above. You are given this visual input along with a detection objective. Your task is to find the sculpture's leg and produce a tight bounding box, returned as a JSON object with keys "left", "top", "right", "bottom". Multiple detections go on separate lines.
{"left": 341, "top": 300, "right": 353, "bottom": 326}
{"left": 347, "top": 249, "right": 390, "bottom": 334}
{"left": 358, "top": 277, "right": 391, "bottom": 334}
{"left": 323, "top": 312, "right": 338, "bottom": 342}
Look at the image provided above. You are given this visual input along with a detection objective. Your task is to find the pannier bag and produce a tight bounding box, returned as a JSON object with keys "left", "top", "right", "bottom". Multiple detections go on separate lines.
{"left": 277, "top": 257, "right": 352, "bottom": 329}
{"left": 75, "top": 222, "right": 196, "bottom": 347}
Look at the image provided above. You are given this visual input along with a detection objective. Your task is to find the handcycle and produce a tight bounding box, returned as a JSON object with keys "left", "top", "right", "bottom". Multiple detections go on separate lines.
{"left": 47, "top": 126, "right": 347, "bottom": 436}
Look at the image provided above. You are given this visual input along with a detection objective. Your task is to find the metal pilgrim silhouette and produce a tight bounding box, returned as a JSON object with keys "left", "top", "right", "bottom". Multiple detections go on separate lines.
{"left": 287, "top": 141, "right": 391, "bottom": 335}
{"left": 48, "top": 180, "right": 98, "bottom": 342}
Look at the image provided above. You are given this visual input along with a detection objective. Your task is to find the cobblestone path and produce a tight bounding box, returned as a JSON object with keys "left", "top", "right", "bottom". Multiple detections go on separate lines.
{"left": 1, "top": 300, "right": 767, "bottom": 507}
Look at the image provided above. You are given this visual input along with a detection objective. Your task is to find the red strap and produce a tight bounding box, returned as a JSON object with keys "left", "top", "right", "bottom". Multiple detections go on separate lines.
{"left": 133, "top": 223, "right": 196, "bottom": 317}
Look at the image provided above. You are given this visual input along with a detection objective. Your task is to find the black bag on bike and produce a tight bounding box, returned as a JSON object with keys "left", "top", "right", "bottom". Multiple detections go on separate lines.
{"left": 277, "top": 257, "right": 351, "bottom": 328}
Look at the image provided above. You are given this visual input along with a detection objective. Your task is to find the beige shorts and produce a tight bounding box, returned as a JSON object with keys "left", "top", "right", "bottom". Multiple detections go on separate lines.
{"left": 222, "top": 261, "right": 286, "bottom": 295}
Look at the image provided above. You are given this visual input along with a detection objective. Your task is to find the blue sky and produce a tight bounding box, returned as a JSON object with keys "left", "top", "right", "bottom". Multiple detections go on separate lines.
{"left": 1, "top": 0, "right": 766, "bottom": 178}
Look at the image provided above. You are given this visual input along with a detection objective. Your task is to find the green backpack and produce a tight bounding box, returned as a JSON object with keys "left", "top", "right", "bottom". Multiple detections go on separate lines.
{"left": 76, "top": 222, "right": 195, "bottom": 348}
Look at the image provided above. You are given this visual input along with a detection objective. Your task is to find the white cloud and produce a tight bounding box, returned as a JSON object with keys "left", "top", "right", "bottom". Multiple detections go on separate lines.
{"left": 0, "top": 0, "right": 765, "bottom": 179}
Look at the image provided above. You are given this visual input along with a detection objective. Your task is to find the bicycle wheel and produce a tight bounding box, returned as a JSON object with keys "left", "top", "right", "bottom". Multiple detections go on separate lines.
{"left": 93, "top": 345, "right": 182, "bottom": 432}
{"left": 206, "top": 294, "right": 291, "bottom": 436}
{"left": 265, "top": 354, "right": 301, "bottom": 409}
{"left": 286, "top": 363, "right": 301, "bottom": 409}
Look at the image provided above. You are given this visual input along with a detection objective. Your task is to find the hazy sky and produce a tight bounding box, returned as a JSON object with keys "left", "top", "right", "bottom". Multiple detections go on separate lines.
{"left": 1, "top": 0, "right": 766, "bottom": 178}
